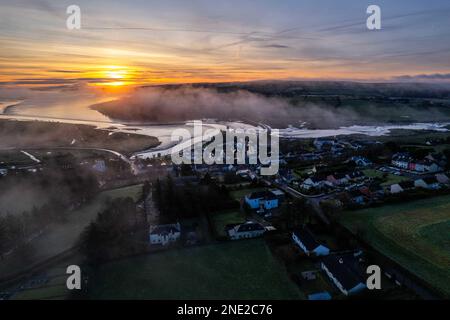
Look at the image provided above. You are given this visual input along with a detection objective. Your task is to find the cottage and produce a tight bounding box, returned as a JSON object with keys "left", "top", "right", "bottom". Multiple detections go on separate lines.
{"left": 321, "top": 254, "right": 366, "bottom": 296}
{"left": 149, "top": 223, "right": 181, "bottom": 245}
{"left": 292, "top": 227, "right": 330, "bottom": 256}
{"left": 414, "top": 177, "right": 441, "bottom": 190}
{"left": 228, "top": 221, "right": 266, "bottom": 240}
{"left": 245, "top": 191, "right": 279, "bottom": 210}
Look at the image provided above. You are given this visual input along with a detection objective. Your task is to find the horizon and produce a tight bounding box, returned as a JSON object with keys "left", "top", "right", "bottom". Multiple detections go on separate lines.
{"left": 1, "top": 0, "right": 450, "bottom": 90}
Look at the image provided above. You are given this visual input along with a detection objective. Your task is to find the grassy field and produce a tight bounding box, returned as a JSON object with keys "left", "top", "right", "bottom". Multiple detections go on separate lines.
{"left": 229, "top": 187, "right": 265, "bottom": 201}
{"left": 88, "top": 239, "right": 304, "bottom": 300}
{"left": 211, "top": 210, "right": 246, "bottom": 237}
{"left": 341, "top": 195, "right": 450, "bottom": 297}
{"left": 363, "top": 169, "right": 410, "bottom": 187}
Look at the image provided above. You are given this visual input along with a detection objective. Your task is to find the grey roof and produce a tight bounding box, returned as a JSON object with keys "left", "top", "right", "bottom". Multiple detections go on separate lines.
{"left": 293, "top": 227, "right": 321, "bottom": 251}
{"left": 322, "top": 254, "right": 364, "bottom": 291}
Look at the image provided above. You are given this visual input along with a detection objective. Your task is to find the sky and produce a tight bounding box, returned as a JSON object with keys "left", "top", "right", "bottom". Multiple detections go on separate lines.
{"left": 1, "top": 0, "right": 450, "bottom": 88}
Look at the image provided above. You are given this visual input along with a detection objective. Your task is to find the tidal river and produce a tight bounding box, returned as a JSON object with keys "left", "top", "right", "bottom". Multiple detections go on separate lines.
{"left": 1, "top": 98, "right": 449, "bottom": 159}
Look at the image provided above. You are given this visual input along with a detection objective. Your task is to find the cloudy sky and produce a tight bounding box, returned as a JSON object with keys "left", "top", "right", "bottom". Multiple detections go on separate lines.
{"left": 1, "top": 0, "right": 450, "bottom": 88}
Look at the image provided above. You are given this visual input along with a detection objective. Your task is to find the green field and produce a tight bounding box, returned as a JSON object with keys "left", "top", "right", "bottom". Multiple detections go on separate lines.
{"left": 341, "top": 195, "right": 450, "bottom": 297}
{"left": 229, "top": 187, "right": 265, "bottom": 201}
{"left": 88, "top": 239, "right": 304, "bottom": 299}
{"left": 211, "top": 211, "right": 246, "bottom": 237}
{"left": 362, "top": 169, "right": 410, "bottom": 187}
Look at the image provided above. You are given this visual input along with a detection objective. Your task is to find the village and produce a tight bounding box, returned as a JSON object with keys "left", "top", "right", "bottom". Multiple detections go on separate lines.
{"left": 1, "top": 125, "right": 450, "bottom": 300}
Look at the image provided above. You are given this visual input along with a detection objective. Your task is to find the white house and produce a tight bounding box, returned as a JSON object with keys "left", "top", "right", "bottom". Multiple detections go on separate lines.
{"left": 292, "top": 227, "right": 330, "bottom": 256}
{"left": 149, "top": 223, "right": 181, "bottom": 245}
{"left": 228, "top": 221, "right": 266, "bottom": 240}
{"left": 321, "top": 254, "right": 366, "bottom": 296}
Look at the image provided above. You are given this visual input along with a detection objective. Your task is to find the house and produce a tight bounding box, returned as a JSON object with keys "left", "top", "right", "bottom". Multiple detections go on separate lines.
{"left": 391, "top": 153, "right": 411, "bottom": 169}
{"left": 436, "top": 173, "right": 450, "bottom": 184}
{"left": 390, "top": 180, "right": 415, "bottom": 194}
{"left": 245, "top": 190, "right": 279, "bottom": 210}
{"left": 326, "top": 173, "right": 349, "bottom": 186}
{"left": 228, "top": 221, "right": 266, "bottom": 240}
{"left": 292, "top": 227, "right": 330, "bottom": 256}
{"left": 321, "top": 254, "right": 366, "bottom": 296}
{"left": 346, "top": 171, "right": 365, "bottom": 181}
{"left": 301, "top": 176, "right": 326, "bottom": 190}
{"left": 414, "top": 177, "right": 441, "bottom": 190}
{"left": 351, "top": 156, "right": 372, "bottom": 167}
{"left": 149, "top": 223, "right": 181, "bottom": 245}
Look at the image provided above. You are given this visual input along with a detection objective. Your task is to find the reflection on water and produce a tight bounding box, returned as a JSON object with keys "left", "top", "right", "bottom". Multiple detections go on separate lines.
{"left": 1, "top": 95, "right": 450, "bottom": 158}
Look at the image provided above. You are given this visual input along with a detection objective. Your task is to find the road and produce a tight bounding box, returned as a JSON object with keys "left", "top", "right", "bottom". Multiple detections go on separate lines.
{"left": 260, "top": 177, "right": 331, "bottom": 225}
{"left": 0, "top": 146, "right": 139, "bottom": 175}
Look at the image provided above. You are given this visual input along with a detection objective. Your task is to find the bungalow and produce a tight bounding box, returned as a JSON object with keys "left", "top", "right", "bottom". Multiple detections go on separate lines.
{"left": 321, "top": 254, "right": 366, "bottom": 296}
{"left": 292, "top": 227, "right": 330, "bottom": 256}
{"left": 245, "top": 190, "right": 279, "bottom": 210}
{"left": 390, "top": 180, "right": 415, "bottom": 194}
{"left": 228, "top": 221, "right": 266, "bottom": 240}
{"left": 149, "top": 222, "right": 181, "bottom": 245}
{"left": 414, "top": 177, "right": 441, "bottom": 190}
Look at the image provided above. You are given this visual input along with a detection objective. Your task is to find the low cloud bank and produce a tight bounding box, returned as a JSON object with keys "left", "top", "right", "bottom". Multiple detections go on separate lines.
{"left": 91, "top": 86, "right": 362, "bottom": 128}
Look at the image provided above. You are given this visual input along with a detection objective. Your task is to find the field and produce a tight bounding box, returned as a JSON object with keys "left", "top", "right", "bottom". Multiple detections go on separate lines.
{"left": 0, "top": 119, "right": 159, "bottom": 155}
{"left": 229, "top": 187, "right": 265, "bottom": 201}
{"left": 362, "top": 169, "right": 410, "bottom": 187}
{"left": 341, "top": 195, "right": 450, "bottom": 297}
{"left": 0, "top": 184, "right": 144, "bottom": 279}
{"left": 88, "top": 239, "right": 304, "bottom": 299}
{"left": 211, "top": 210, "right": 246, "bottom": 237}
